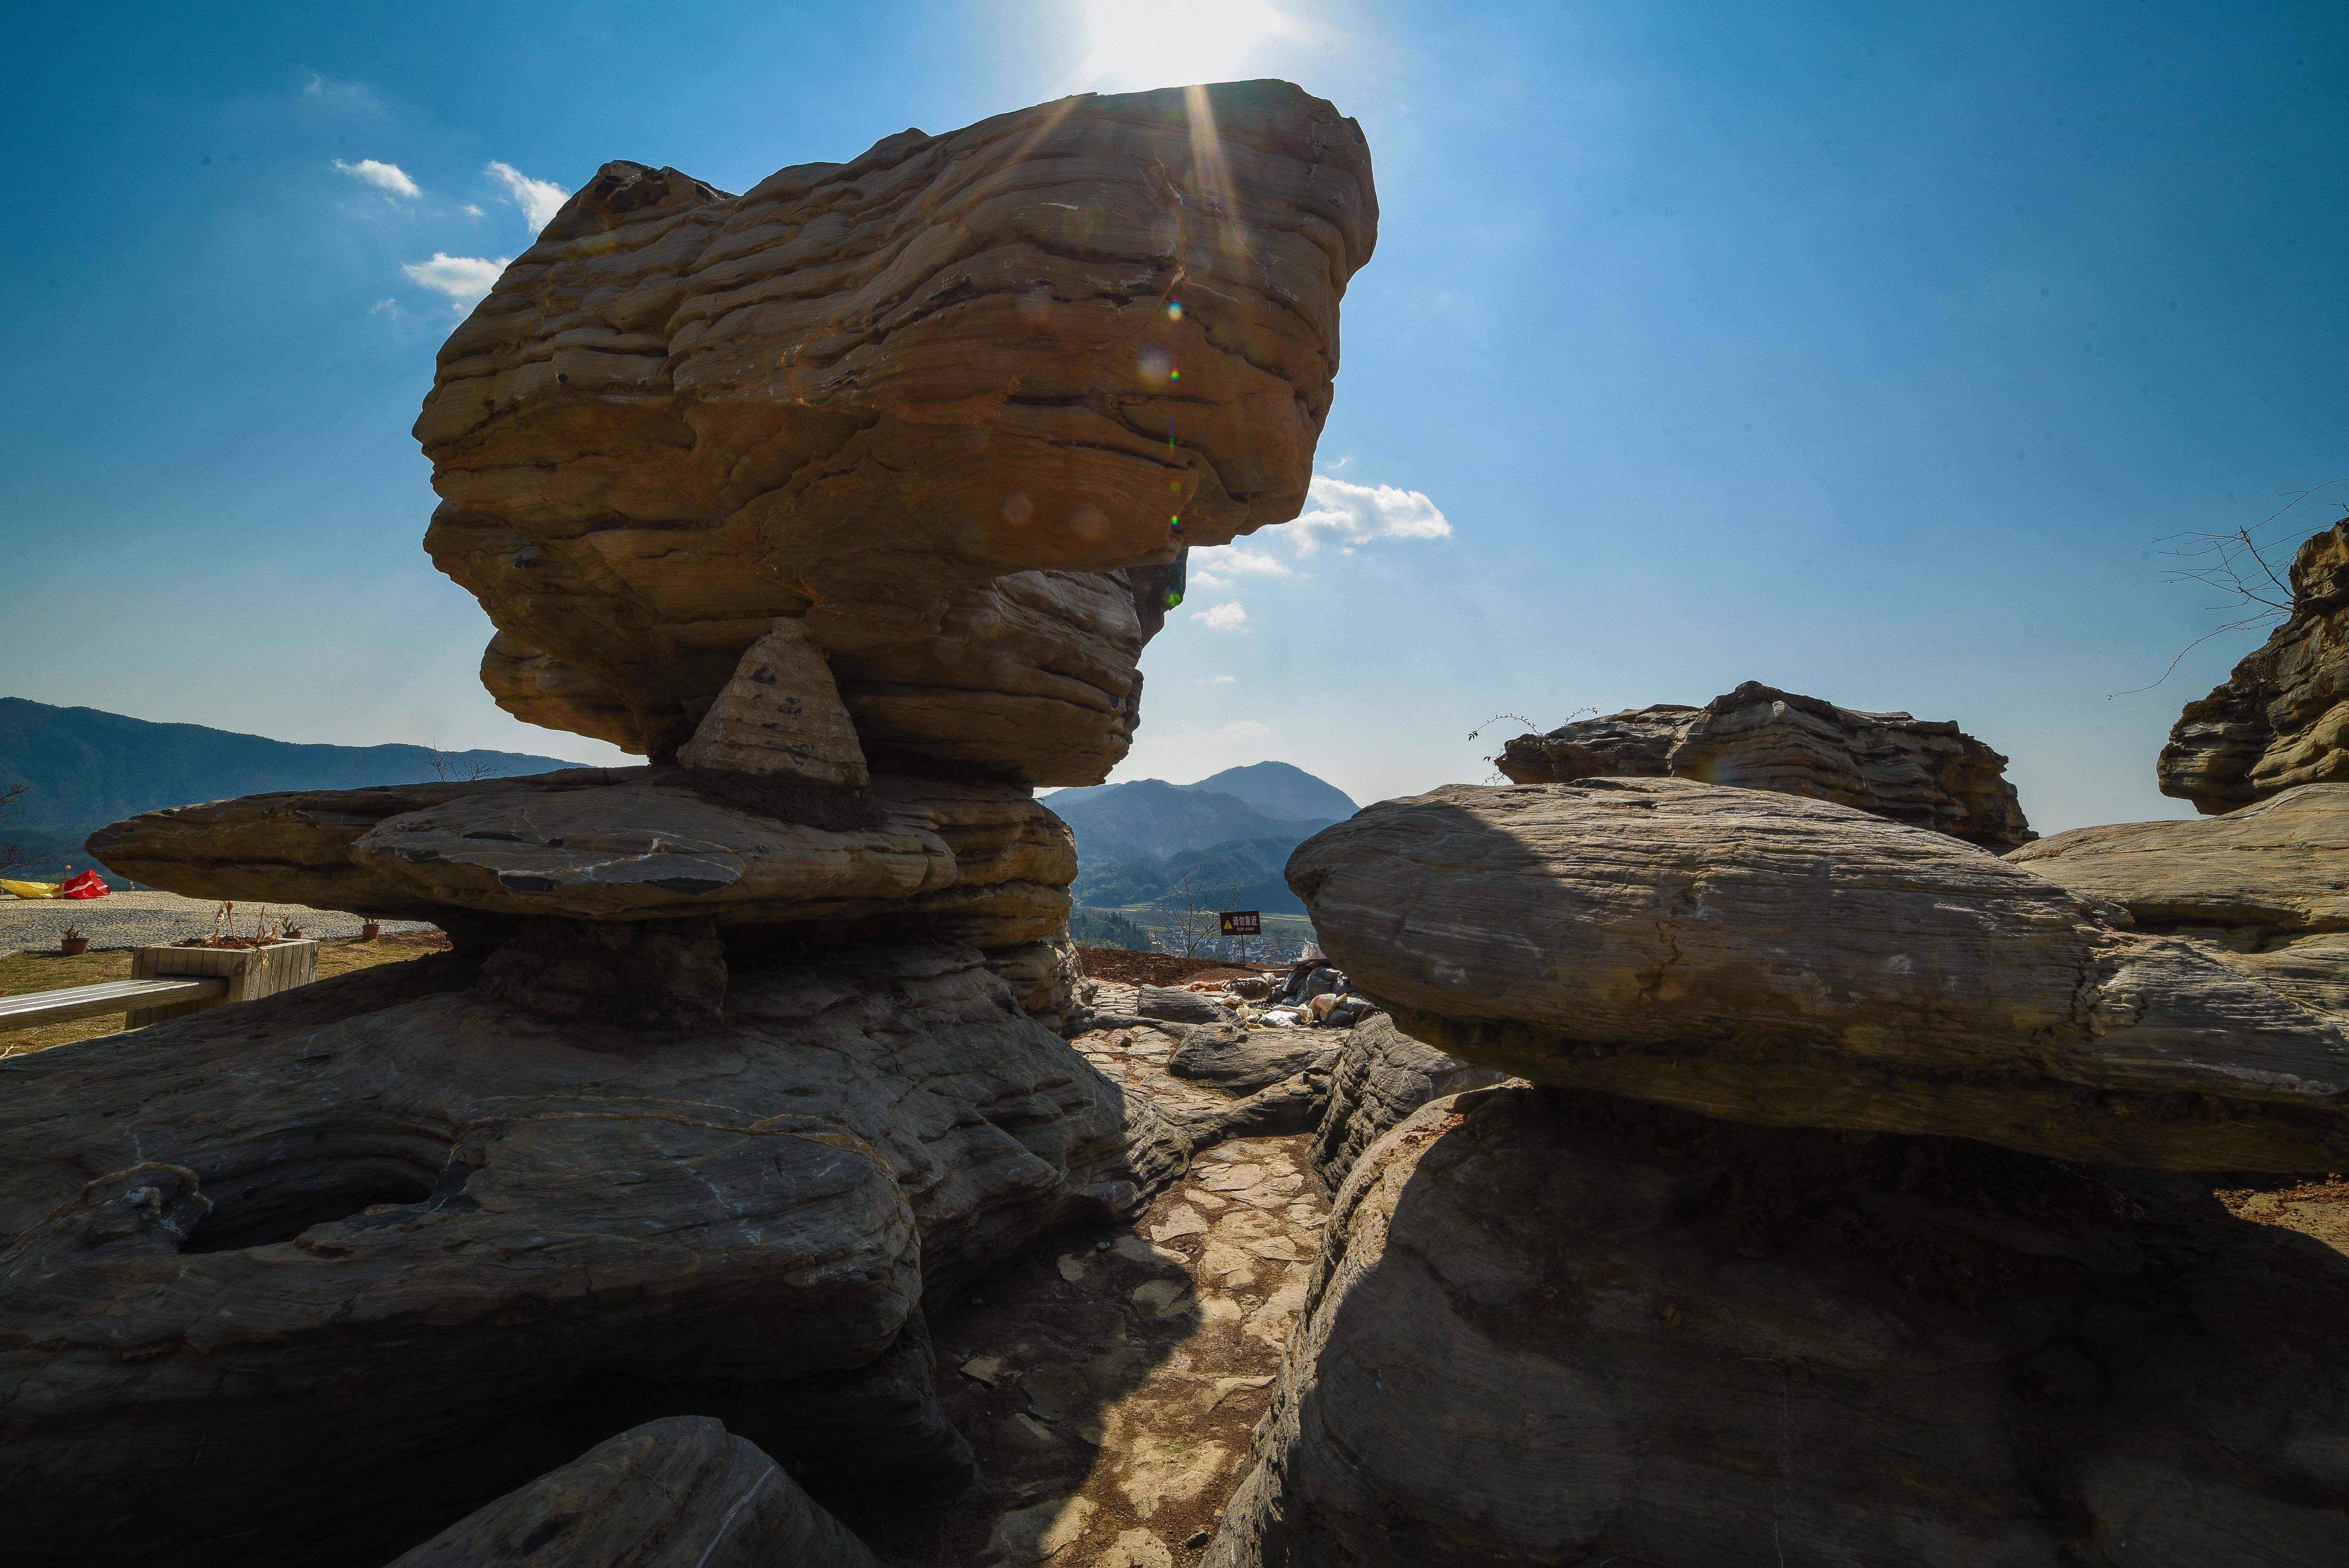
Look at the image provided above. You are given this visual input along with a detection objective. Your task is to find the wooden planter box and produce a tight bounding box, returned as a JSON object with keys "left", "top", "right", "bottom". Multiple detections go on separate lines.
{"left": 127, "top": 939, "right": 320, "bottom": 1028}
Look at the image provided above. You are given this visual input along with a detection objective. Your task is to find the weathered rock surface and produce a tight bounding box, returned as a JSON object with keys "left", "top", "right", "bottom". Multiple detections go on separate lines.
{"left": 1211, "top": 1086, "right": 2349, "bottom": 1567}
{"left": 1169, "top": 1028, "right": 1337, "bottom": 1095}
{"left": 675, "top": 617, "right": 869, "bottom": 787}
{"left": 1499, "top": 680, "right": 2034, "bottom": 848}
{"left": 2012, "top": 782, "right": 2349, "bottom": 1014}
{"left": 415, "top": 82, "right": 1377, "bottom": 770}
{"left": 1288, "top": 777, "right": 2349, "bottom": 1171}
{"left": 386, "top": 1416, "right": 879, "bottom": 1568}
{"left": 1135, "top": 984, "right": 1236, "bottom": 1025}
{"left": 2161, "top": 520, "right": 2349, "bottom": 814}
{"left": 0, "top": 939, "right": 1162, "bottom": 1567}
{"left": 1306, "top": 1015, "right": 1511, "bottom": 1191}
{"left": 89, "top": 770, "right": 1076, "bottom": 945}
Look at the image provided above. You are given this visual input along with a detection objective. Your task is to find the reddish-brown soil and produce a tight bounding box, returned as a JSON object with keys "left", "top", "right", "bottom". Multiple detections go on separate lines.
{"left": 1074, "top": 947, "right": 1272, "bottom": 988}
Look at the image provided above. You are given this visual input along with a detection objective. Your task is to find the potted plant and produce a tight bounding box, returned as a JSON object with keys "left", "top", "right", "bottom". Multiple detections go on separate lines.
{"left": 59, "top": 926, "right": 90, "bottom": 957}
{"left": 359, "top": 920, "right": 382, "bottom": 942}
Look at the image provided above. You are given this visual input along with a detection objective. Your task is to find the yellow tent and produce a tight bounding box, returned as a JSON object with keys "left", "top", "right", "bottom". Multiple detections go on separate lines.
{"left": 1, "top": 879, "right": 61, "bottom": 899}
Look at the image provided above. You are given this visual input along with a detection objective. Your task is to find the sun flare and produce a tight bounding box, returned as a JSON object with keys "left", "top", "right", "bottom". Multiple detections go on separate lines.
{"left": 1071, "top": 0, "right": 1293, "bottom": 90}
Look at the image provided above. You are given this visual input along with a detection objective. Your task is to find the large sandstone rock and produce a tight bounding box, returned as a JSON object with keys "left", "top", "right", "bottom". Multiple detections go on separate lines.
{"left": 2161, "top": 520, "right": 2349, "bottom": 813}
{"left": 385, "top": 1417, "right": 878, "bottom": 1568}
{"left": 0, "top": 938, "right": 1164, "bottom": 1567}
{"left": 1287, "top": 777, "right": 2349, "bottom": 1171}
{"left": 1211, "top": 1086, "right": 2349, "bottom": 1567}
{"left": 414, "top": 81, "right": 1377, "bottom": 771}
{"left": 89, "top": 770, "right": 1077, "bottom": 945}
{"left": 2011, "top": 783, "right": 2349, "bottom": 1014}
{"left": 675, "top": 617, "right": 868, "bottom": 787}
{"left": 1498, "top": 681, "right": 2034, "bottom": 848}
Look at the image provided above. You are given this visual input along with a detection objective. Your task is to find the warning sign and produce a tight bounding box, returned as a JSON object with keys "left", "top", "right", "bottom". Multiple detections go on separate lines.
{"left": 1219, "top": 910, "right": 1262, "bottom": 936}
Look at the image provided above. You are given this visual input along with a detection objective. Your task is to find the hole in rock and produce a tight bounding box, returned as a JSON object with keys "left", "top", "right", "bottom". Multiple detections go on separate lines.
{"left": 182, "top": 1158, "right": 440, "bottom": 1253}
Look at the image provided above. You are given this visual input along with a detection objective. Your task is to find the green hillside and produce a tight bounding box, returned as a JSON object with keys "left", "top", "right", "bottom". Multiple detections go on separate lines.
{"left": 0, "top": 698, "right": 583, "bottom": 882}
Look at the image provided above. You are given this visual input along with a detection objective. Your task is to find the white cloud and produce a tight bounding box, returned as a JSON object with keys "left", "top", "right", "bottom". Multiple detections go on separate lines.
{"left": 1290, "top": 474, "right": 1453, "bottom": 555}
{"left": 463, "top": 203, "right": 484, "bottom": 216}
{"left": 1191, "top": 545, "right": 1294, "bottom": 590}
{"left": 1191, "top": 601, "right": 1248, "bottom": 631}
{"left": 334, "top": 157, "right": 419, "bottom": 198}
{"left": 370, "top": 298, "right": 402, "bottom": 318}
{"left": 487, "top": 160, "right": 570, "bottom": 232}
{"left": 1208, "top": 674, "right": 1237, "bottom": 685}
{"left": 1221, "top": 719, "right": 1269, "bottom": 738}
{"left": 401, "top": 252, "right": 509, "bottom": 310}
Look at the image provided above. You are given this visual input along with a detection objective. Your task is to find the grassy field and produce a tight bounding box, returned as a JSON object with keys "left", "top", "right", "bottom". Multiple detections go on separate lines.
{"left": 0, "top": 933, "right": 447, "bottom": 1059}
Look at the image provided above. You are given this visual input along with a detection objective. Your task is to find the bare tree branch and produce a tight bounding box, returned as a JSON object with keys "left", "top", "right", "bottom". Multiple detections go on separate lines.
{"left": 2120, "top": 479, "right": 2349, "bottom": 697}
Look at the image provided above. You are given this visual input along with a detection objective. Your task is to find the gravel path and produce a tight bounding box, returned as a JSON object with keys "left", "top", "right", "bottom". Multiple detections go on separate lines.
{"left": 0, "top": 891, "right": 435, "bottom": 955}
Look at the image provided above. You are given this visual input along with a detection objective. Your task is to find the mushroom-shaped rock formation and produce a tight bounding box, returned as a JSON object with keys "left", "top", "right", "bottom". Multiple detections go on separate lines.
{"left": 1286, "top": 777, "right": 2349, "bottom": 1171}
{"left": 385, "top": 1417, "right": 880, "bottom": 1568}
{"left": 415, "top": 80, "right": 1377, "bottom": 775}
{"left": 2161, "top": 520, "right": 2349, "bottom": 814}
{"left": 2009, "top": 782, "right": 2349, "bottom": 1015}
{"left": 1498, "top": 681, "right": 2034, "bottom": 849}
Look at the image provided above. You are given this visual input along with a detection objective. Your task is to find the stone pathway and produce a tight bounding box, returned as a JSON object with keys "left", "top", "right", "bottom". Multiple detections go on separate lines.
{"left": 839, "top": 1014, "right": 1328, "bottom": 1567}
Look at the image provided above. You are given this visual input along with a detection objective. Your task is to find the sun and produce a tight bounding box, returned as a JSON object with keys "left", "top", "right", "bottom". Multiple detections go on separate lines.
{"left": 1071, "top": 0, "right": 1295, "bottom": 91}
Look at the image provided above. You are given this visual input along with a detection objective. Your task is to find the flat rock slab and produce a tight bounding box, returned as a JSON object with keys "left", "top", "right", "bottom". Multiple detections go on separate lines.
{"left": 91, "top": 771, "right": 1076, "bottom": 944}
{"left": 2010, "top": 783, "right": 2349, "bottom": 934}
{"left": 1167, "top": 1028, "right": 1337, "bottom": 1096}
{"left": 1289, "top": 777, "right": 2349, "bottom": 1171}
{"left": 385, "top": 1416, "right": 878, "bottom": 1568}
{"left": 0, "top": 941, "right": 1154, "bottom": 1568}
{"left": 1210, "top": 1086, "right": 2349, "bottom": 1567}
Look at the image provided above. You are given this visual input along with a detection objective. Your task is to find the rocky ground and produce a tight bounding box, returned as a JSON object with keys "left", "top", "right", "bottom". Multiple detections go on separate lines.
{"left": 836, "top": 996, "right": 1331, "bottom": 1568}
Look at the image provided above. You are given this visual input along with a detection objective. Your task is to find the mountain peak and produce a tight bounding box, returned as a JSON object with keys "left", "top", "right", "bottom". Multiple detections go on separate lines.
{"left": 1183, "top": 761, "right": 1357, "bottom": 823}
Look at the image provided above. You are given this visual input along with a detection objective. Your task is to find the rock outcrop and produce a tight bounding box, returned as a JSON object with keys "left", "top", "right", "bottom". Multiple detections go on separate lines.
{"left": 1287, "top": 777, "right": 2349, "bottom": 1171}
{"left": 386, "top": 1417, "right": 879, "bottom": 1568}
{"left": 413, "top": 82, "right": 1376, "bottom": 772}
{"left": 2012, "top": 782, "right": 2349, "bottom": 1014}
{"left": 1498, "top": 680, "right": 2034, "bottom": 848}
{"left": 0, "top": 940, "right": 1162, "bottom": 1566}
{"left": 675, "top": 618, "right": 869, "bottom": 787}
{"left": 1212, "top": 1086, "right": 2349, "bottom": 1567}
{"left": 2160, "top": 520, "right": 2349, "bottom": 814}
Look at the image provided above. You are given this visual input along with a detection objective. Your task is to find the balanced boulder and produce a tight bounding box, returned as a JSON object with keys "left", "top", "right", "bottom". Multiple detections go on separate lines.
{"left": 1287, "top": 777, "right": 2349, "bottom": 1171}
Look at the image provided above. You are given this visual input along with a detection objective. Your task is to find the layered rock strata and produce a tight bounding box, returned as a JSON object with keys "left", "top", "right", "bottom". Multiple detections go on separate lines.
{"left": 0, "top": 939, "right": 1163, "bottom": 1568}
{"left": 415, "top": 81, "right": 1376, "bottom": 771}
{"left": 1306, "top": 1014, "right": 1511, "bottom": 1190}
{"left": 2161, "top": 520, "right": 2349, "bottom": 813}
{"left": 675, "top": 617, "right": 869, "bottom": 786}
{"left": 1499, "top": 680, "right": 2034, "bottom": 848}
{"left": 89, "top": 768, "right": 1076, "bottom": 946}
{"left": 1212, "top": 1087, "right": 2349, "bottom": 1566}
{"left": 1286, "top": 777, "right": 2349, "bottom": 1171}
{"left": 387, "top": 1417, "right": 879, "bottom": 1568}
{"left": 2011, "top": 782, "right": 2349, "bottom": 1014}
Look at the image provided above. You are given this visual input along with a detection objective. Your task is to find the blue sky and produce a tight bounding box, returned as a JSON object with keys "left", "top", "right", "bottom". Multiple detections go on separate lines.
{"left": 3, "top": 2, "right": 2344, "bottom": 832}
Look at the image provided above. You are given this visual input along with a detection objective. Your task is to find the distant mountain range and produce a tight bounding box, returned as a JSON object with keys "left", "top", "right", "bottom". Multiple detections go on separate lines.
{"left": 0, "top": 698, "right": 581, "bottom": 883}
{"left": 1051, "top": 761, "right": 1358, "bottom": 916}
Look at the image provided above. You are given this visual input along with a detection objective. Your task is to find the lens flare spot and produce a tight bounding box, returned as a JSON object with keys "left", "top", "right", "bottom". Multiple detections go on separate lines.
{"left": 1139, "top": 345, "right": 1172, "bottom": 383}
{"left": 1018, "top": 285, "right": 1052, "bottom": 326}
{"left": 1070, "top": 505, "right": 1106, "bottom": 539}
{"left": 1166, "top": 299, "right": 1184, "bottom": 321}
{"left": 1001, "top": 491, "right": 1033, "bottom": 523}
{"left": 1168, "top": 369, "right": 1181, "bottom": 381}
